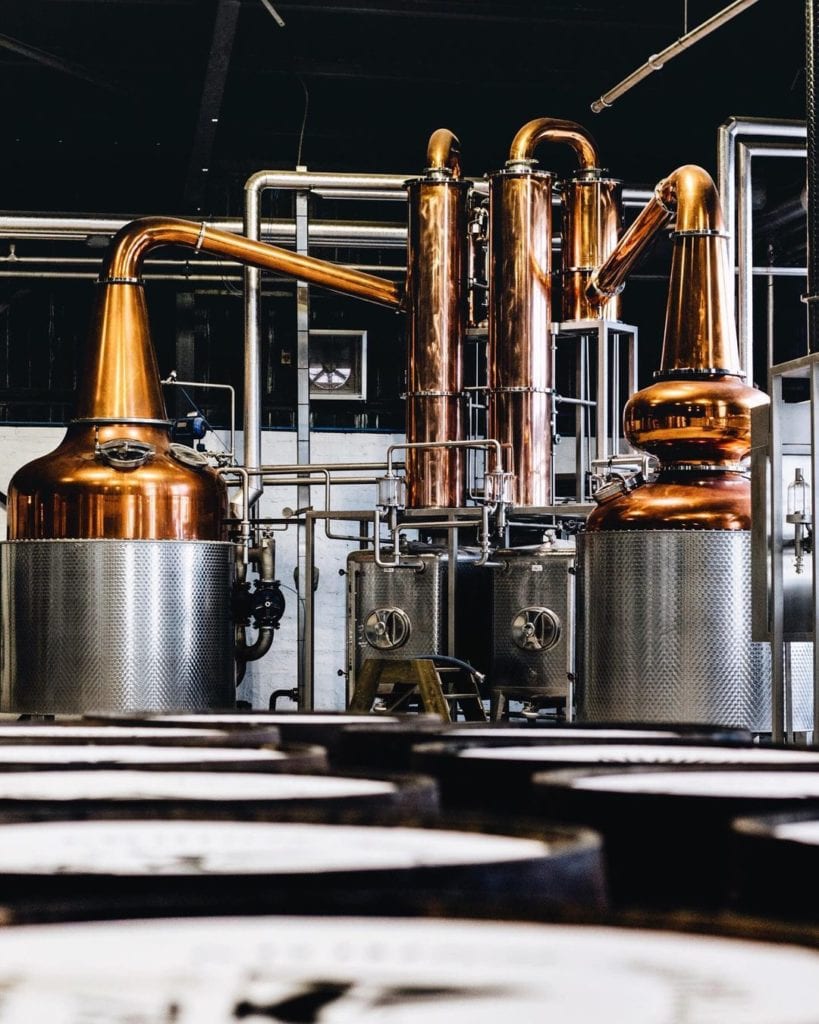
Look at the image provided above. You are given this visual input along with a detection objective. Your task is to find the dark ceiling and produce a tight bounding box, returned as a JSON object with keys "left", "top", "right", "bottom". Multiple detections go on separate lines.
{"left": 0, "top": 0, "right": 807, "bottom": 217}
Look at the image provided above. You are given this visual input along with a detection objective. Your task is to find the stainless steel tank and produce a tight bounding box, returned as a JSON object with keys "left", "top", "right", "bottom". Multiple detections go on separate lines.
{"left": 489, "top": 544, "right": 575, "bottom": 699}
{"left": 577, "top": 530, "right": 813, "bottom": 731}
{"left": 345, "top": 551, "right": 447, "bottom": 699}
{"left": 0, "top": 539, "right": 235, "bottom": 714}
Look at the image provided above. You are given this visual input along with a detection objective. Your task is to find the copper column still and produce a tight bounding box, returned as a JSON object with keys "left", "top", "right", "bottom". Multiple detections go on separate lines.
{"left": 404, "top": 129, "right": 471, "bottom": 508}
{"left": 585, "top": 165, "right": 766, "bottom": 530}
{"left": 8, "top": 218, "right": 403, "bottom": 541}
{"left": 488, "top": 117, "right": 612, "bottom": 508}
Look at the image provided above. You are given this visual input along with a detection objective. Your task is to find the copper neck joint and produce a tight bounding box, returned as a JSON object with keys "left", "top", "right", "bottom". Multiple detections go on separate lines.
{"left": 508, "top": 117, "right": 600, "bottom": 170}
{"left": 425, "top": 128, "right": 462, "bottom": 180}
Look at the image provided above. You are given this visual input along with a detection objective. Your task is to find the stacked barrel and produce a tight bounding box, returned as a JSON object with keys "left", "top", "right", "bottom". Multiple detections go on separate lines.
{"left": 0, "top": 713, "right": 817, "bottom": 1019}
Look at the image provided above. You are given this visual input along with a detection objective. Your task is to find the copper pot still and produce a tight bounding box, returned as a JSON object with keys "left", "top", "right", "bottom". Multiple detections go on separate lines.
{"left": 576, "top": 166, "right": 798, "bottom": 730}
{"left": 585, "top": 165, "right": 767, "bottom": 531}
{"left": 3, "top": 218, "right": 403, "bottom": 713}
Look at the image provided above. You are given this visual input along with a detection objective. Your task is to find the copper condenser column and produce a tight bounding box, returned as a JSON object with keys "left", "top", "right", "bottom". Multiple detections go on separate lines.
{"left": 561, "top": 172, "right": 622, "bottom": 322}
{"left": 404, "top": 130, "right": 470, "bottom": 508}
{"left": 487, "top": 147, "right": 553, "bottom": 508}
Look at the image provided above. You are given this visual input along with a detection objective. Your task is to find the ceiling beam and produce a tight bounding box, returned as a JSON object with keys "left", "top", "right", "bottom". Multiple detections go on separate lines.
{"left": 182, "top": 0, "right": 241, "bottom": 211}
{"left": 0, "top": 31, "right": 122, "bottom": 93}
{"left": 271, "top": 0, "right": 673, "bottom": 30}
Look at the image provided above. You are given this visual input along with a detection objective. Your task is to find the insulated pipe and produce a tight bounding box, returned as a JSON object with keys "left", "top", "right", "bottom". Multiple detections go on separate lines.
{"left": 0, "top": 216, "right": 407, "bottom": 247}
{"left": 0, "top": 192, "right": 653, "bottom": 240}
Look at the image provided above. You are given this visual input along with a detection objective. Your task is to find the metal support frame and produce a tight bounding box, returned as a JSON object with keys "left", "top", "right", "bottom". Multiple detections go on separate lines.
{"left": 765, "top": 353, "right": 819, "bottom": 742}
{"left": 555, "top": 319, "right": 639, "bottom": 502}
{"left": 718, "top": 117, "right": 807, "bottom": 319}
{"left": 736, "top": 138, "right": 806, "bottom": 381}
{"left": 295, "top": 188, "right": 313, "bottom": 710}
{"left": 769, "top": 356, "right": 818, "bottom": 741}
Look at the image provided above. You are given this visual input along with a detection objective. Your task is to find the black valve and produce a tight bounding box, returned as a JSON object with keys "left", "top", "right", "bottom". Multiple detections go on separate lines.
{"left": 233, "top": 579, "right": 286, "bottom": 630}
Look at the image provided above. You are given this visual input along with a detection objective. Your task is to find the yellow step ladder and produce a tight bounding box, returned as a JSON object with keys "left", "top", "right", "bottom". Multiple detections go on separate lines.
{"left": 349, "top": 658, "right": 487, "bottom": 722}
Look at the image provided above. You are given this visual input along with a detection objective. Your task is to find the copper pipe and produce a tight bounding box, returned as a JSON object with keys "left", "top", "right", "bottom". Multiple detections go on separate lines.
{"left": 104, "top": 217, "right": 403, "bottom": 308}
{"left": 426, "top": 128, "right": 462, "bottom": 179}
{"left": 586, "top": 179, "right": 675, "bottom": 304}
{"left": 586, "top": 164, "right": 768, "bottom": 533}
{"left": 504, "top": 118, "right": 619, "bottom": 322}
{"left": 405, "top": 138, "right": 470, "bottom": 508}
{"left": 488, "top": 167, "right": 553, "bottom": 508}
{"left": 508, "top": 117, "right": 599, "bottom": 169}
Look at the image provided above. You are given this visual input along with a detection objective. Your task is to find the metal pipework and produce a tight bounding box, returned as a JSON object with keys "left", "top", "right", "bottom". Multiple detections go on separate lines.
{"left": 8, "top": 217, "right": 402, "bottom": 543}
{"left": 716, "top": 116, "right": 806, "bottom": 329}
{"left": 405, "top": 130, "right": 471, "bottom": 508}
{"left": 488, "top": 129, "right": 554, "bottom": 509}
{"left": 373, "top": 503, "right": 493, "bottom": 569}
{"left": 243, "top": 170, "right": 413, "bottom": 511}
{"left": 590, "top": 0, "right": 759, "bottom": 114}
{"left": 375, "top": 439, "right": 507, "bottom": 569}
{"left": 162, "top": 373, "right": 237, "bottom": 465}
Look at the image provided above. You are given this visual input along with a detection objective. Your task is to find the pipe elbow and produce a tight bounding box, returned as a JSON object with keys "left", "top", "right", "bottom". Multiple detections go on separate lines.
{"left": 103, "top": 216, "right": 201, "bottom": 281}
{"left": 235, "top": 624, "right": 276, "bottom": 663}
{"left": 508, "top": 117, "right": 600, "bottom": 169}
{"left": 426, "top": 128, "right": 462, "bottom": 178}
{"left": 662, "top": 165, "right": 725, "bottom": 234}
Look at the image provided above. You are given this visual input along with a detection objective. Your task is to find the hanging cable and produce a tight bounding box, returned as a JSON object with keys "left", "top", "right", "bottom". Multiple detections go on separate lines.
{"left": 296, "top": 76, "right": 310, "bottom": 168}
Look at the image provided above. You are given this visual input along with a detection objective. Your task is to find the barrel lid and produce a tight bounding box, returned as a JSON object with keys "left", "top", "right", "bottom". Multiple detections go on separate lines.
{"left": 457, "top": 744, "right": 817, "bottom": 766}
{"left": 0, "top": 745, "right": 289, "bottom": 765}
{"left": 0, "top": 770, "right": 396, "bottom": 801}
{"left": 0, "top": 916, "right": 816, "bottom": 1021}
{"left": 566, "top": 770, "right": 819, "bottom": 799}
{"left": 0, "top": 820, "right": 550, "bottom": 875}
